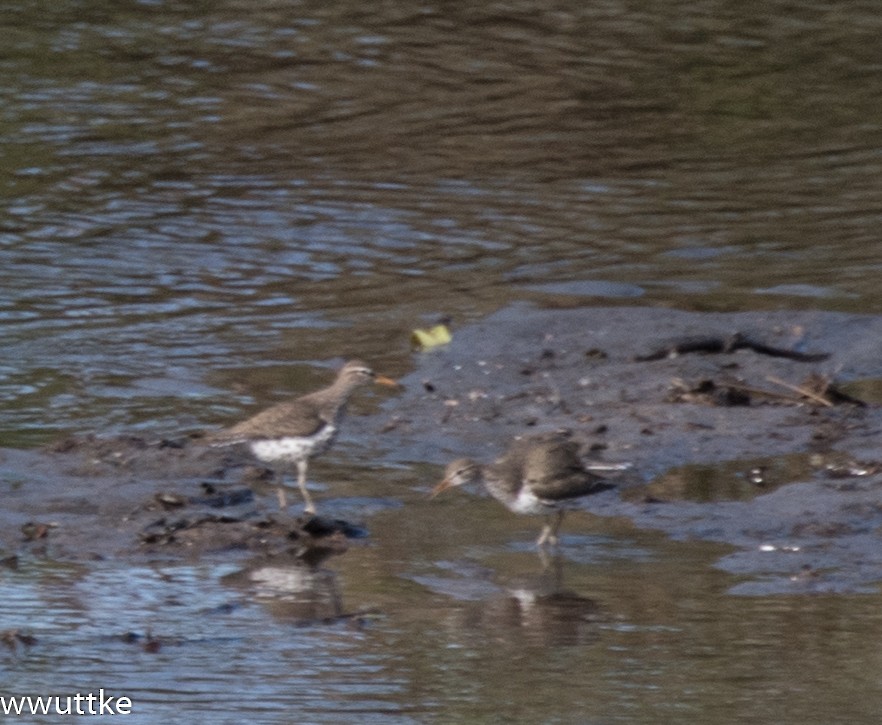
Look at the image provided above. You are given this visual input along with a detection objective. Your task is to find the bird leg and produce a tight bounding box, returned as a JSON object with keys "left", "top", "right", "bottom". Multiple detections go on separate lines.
{"left": 275, "top": 475, "right": 288, "bottom": 511}
{"left": 536, "top": 510, "right": 566, "bottom": 548}
{"left": 536, "top": 524, "right": 552, "bottom": 548}
{"left": 296, "top": 459, "right": 316, "bottom": 515}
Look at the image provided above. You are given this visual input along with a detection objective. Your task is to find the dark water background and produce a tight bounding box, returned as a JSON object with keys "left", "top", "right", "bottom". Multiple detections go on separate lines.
{"left": 2, "top": 1, "right": 882, "bottom": 722}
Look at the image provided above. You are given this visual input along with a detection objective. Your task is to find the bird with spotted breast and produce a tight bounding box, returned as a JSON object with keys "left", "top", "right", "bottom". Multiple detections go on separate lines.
{"left": 207, "top": 359, "right": 397, "bottom": 513}
{"left": 431, "top": 434, "right": 615, "bottom": 547}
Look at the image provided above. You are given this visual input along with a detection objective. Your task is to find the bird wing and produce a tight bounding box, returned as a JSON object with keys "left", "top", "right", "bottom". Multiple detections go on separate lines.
{"left": 208, "top": 399, "right": 325, "bottom": 444}
{"left": 523, "top": 440, "right": 614, "bottom": 502}
{"left": 529, "top": 469, "right": 614, "bottom": 501}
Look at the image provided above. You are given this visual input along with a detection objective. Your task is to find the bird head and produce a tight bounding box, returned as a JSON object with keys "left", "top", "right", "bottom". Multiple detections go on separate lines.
{"left": 340, "top": 359, "right": 399, "bottom": 389}
{"left": 431, "top": 458, "right": 481, "bottom": 497}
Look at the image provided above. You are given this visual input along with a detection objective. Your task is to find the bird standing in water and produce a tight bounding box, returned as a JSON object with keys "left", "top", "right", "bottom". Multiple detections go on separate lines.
{"left": 432, "top": 435, "right": 614, "bottom": 547}
{"left": 208, "top": 359, "right": 397, "bottom": 513}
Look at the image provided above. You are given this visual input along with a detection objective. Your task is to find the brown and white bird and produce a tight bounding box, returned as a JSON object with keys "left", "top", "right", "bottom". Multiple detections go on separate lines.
{"left": 207, "top": 359, "right": 397, "bottom": 513}
{"left": 431, "top": 435, "right": 614, "bottom": 547}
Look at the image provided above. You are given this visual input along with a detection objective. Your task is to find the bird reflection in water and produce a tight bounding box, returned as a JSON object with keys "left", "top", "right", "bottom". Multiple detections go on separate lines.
{"left": 433, "top": 556, "right": 605, "bottom": 648}
{"left": 222, "top": 515, "right": 369, "bottom": 625}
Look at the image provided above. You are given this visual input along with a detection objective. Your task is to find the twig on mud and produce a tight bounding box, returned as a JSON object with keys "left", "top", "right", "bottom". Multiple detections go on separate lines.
{"left": 717, "top": 380, "right": 804, "bottom": 405}
{"left": 765, "top": 375, "right": 834, "bottom": 407}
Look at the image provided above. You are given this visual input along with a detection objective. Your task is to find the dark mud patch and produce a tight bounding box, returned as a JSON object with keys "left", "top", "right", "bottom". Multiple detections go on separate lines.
{"left": 0, "top": 436, "right": 365, "bottom": 566}
{"left": 4, "top": 304, "right": 882, "bottom": 594}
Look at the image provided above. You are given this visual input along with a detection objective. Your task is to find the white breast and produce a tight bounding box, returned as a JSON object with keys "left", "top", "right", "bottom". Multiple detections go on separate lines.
{"left": 507, "top": 485, "right": 552, "bottom": 515}
{"left": 249, "top": 425, "right": 337, "bottom": 463}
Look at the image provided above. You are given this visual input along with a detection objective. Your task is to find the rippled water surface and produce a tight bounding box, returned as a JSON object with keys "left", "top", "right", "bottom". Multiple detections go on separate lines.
{"left": 2, "top": 0, "right": 882, "bottom": 721}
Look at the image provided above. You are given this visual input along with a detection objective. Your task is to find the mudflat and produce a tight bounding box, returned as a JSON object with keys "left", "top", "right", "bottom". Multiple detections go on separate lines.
{"left": 4, "top": 305, "right": 882, "bottom": 593}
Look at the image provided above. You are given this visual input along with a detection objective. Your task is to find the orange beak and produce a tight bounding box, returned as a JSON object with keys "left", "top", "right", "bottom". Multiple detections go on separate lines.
{"left": 373, "top": 374, "right": 399, "bottom": 388}
{"left": 430, "top": 477, "right": 454, "bottom": 498}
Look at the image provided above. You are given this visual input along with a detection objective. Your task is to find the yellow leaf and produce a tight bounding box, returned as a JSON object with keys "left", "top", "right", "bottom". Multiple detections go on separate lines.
{"left": 411, "top": 324, "right": 452, "bottom": 350}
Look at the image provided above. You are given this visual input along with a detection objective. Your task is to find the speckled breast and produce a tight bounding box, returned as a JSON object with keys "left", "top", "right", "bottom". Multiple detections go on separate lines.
{"left": 249, "top": 424, "right": 338, "bottom": 463}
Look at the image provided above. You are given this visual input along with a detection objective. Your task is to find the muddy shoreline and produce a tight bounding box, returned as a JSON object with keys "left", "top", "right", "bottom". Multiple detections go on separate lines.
{"left": 4, "top": 305, "right": 882, "bottom": 594}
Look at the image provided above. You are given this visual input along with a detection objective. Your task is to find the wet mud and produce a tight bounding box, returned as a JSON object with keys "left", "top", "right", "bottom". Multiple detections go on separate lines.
{"left": 4, "top": 305, "right": 882, "bottom": 594}
{"left": 0, "top": 435, "right": 362, "bottom": 566}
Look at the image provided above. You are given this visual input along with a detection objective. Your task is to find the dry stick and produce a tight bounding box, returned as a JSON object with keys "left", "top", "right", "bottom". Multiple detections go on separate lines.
{"left": 718, "top": 380, "right": 803, "bottom": 404}
{"left": 765, "top": 375, "right": 834, "bottom": 407}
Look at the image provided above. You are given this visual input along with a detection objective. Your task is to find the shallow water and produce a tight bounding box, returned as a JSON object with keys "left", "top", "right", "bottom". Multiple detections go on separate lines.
{"left": 2, "top": 0, "right": 882, "bottom": 721}
{"left": 5, "top": 524, "right": 882, "bottom": 723}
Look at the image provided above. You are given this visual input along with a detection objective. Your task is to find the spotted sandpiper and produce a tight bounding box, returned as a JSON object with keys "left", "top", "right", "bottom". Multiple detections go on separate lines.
{"left": 431, "top": 435, "right": 614, "bottom": 547}
{"left": 208, "top": 359, "right": 397, "bottom": 513}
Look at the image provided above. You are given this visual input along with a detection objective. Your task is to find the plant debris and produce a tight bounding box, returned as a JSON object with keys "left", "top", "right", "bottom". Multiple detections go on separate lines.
{"left": 635, "top": 332, "right": 829, "bottom": 362}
